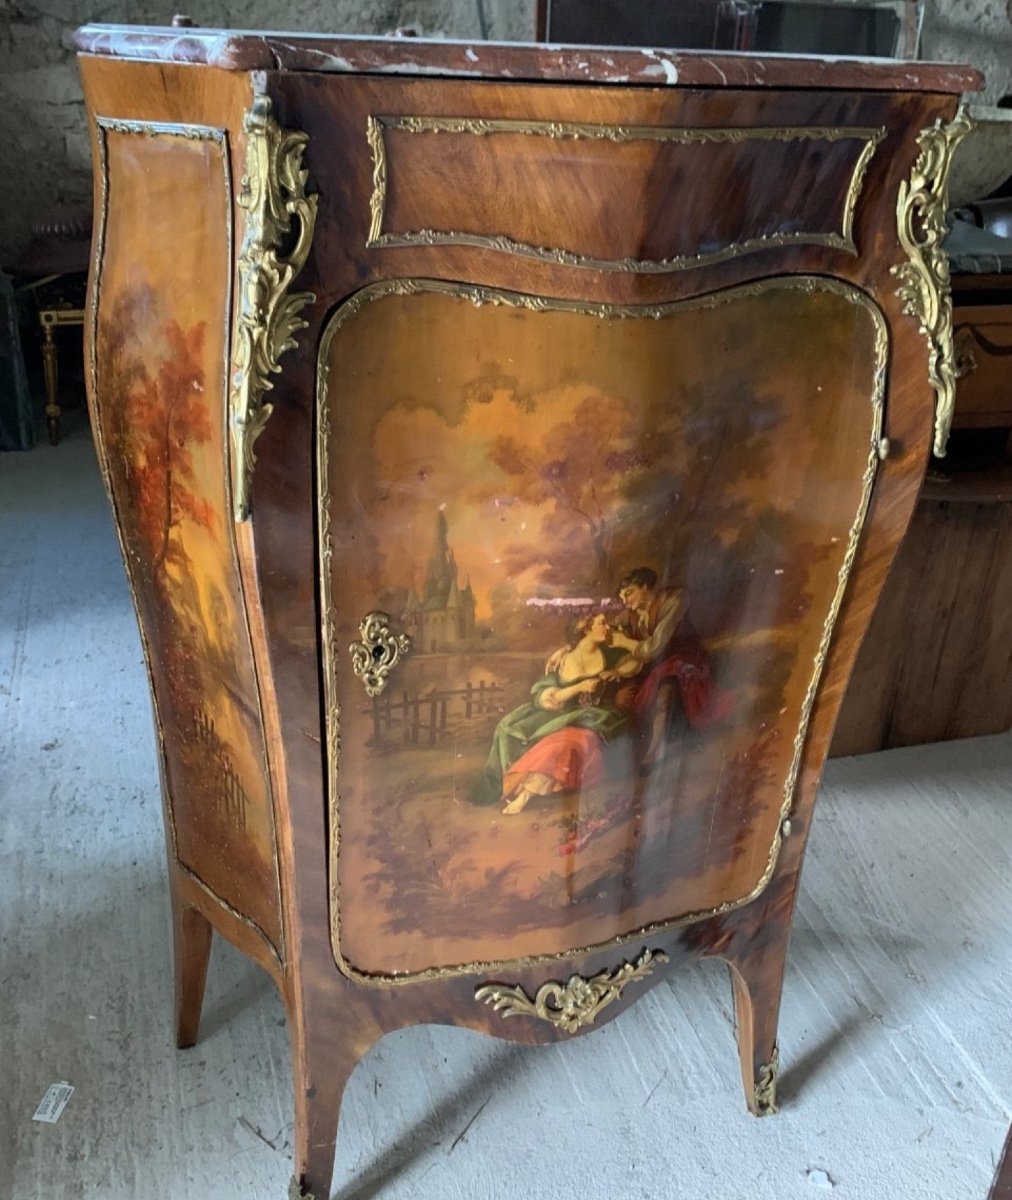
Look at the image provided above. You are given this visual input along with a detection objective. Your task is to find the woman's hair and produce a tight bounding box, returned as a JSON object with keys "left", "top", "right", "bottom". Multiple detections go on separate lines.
{"left": 564, "top": 611, "right": 603, "bottom": 647}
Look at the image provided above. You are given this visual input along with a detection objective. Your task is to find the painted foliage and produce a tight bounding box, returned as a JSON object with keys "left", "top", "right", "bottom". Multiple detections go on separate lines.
{"left": 94, "top": 127, "right": 281, "bottom": 947}
{"left": 321, "top": 281, "right": 881, "bottom": 978}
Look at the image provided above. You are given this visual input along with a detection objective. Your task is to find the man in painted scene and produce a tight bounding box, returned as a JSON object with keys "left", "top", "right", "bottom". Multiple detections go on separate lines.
{"left": 607, "top": 567, "right": 734, "bottom": 769}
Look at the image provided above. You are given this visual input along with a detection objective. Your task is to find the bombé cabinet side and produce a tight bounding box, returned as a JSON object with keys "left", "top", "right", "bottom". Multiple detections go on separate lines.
{"left": 77, "top": 27, "right": 979, "bottom": 1200}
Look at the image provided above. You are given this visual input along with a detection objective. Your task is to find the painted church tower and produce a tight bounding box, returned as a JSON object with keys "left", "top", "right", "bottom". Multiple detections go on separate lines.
{"left": 403, "top": 511, "right": 476, "bottom": 651}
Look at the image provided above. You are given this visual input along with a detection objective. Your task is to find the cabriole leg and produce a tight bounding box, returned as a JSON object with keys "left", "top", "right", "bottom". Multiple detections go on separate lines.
{"left": 170, "top": 888, "right": 213, "bottom": 1049}
{"left": 727, "top": 933, "right": 790, "bottom": 1116}
{"left": 289, "top": 1010, "right": 370, "bottom": 1199}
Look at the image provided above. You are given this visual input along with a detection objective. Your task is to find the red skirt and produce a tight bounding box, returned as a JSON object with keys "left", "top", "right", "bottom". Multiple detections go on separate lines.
{"left": 502, "top": 727, "right": 606, "bottom": 797}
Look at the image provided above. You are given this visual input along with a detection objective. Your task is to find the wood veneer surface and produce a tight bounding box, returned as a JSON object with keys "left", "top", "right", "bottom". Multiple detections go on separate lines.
{"left": 77, "top": 37, "right": 978, "bottom": 1197}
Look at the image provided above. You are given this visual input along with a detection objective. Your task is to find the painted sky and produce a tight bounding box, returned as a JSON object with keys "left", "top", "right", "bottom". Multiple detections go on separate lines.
{"left": 325, "top": 285, "right": 878, "bottom": 622}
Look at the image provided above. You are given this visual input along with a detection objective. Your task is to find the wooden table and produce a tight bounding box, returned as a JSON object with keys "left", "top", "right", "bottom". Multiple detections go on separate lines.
{"left": 38, "top": 306, "right": 85, "bottom": 445}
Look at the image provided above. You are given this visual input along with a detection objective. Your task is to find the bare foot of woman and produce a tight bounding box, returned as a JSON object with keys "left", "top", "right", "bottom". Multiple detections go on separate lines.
{"left": 502, "top": 790, "right": 532, "bottom": 815}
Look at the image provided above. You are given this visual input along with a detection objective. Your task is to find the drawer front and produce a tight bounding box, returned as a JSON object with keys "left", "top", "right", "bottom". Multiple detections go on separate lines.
{"left": 952, "top": 306, "right": 1012, "bottom": 427}
{"left": 369, "top": 115, "right": 883, "bottom": 271}
{"left": 282, "top": 74, "right": 916, "bottom": 304}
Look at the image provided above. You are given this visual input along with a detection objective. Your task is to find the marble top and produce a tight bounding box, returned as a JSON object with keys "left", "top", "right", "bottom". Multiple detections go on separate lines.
{"left": 74, "top": 24, "right": 981, "bottom": 94}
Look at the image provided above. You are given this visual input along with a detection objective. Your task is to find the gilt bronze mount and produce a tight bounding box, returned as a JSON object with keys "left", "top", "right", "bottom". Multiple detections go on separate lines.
{"left": 475, "top": 949, "right": 670, "bottom": 1033}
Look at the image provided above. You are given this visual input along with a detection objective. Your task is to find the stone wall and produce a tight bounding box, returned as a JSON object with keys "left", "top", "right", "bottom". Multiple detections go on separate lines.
{"left": 0, "top": 0, "right": 1008, "bottom": 264}
{"left": 0, "top": 0, "right": 535, "bottom": 263}
{"left": 922, "top": 0, "right": 1012, "bottom": 104}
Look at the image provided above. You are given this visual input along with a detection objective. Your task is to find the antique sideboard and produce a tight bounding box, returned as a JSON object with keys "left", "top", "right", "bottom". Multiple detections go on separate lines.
{"left": 75, "top": 24, "right": 979, "bottom": 1198}
{"left": 832, "top": 266, "right": 1012, "bottom": 754}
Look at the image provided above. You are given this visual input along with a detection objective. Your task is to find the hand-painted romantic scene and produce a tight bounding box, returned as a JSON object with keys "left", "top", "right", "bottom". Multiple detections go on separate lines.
{"left": 321, "top": 281, "right": 881, "bottom": 977}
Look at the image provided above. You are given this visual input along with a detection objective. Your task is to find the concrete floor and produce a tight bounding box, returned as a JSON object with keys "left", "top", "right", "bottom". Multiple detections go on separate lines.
{"left": 2, "top": 412, "right": 1012, "bottom": 1200}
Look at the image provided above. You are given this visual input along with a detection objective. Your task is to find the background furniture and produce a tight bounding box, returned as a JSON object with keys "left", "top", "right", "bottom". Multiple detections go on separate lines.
{"left": 6, "top": 205, "right": 92, "bottom": 445}
{"left": 77, "top": 23, "right": 977, "bottom": 1199}
{"left": 38, "top": 307, "right": 86, "bottom": 445}
{"left": 0, "top": 272, "right": 34, "bottom": 452}
{"left": 831, "top": 267, "right": 1012, "bottom": 754}
{"left": 536, "top": 0, "right": 923, "bottom": 58}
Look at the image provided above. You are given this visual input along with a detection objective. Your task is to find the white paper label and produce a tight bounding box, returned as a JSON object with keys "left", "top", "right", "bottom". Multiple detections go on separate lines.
{"left": 32, "top": 1082, "right": 74, "bottom": 1124}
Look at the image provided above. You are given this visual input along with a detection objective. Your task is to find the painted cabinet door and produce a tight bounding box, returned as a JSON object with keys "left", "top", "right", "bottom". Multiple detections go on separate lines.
{"left": 318, "top": 275, "right": 884, "bottom": 982}
{"left": 258, "top": 67, "right": 951, "bottom": 991}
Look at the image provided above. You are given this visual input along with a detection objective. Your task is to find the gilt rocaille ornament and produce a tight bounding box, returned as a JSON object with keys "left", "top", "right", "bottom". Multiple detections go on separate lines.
{"left": 753, "top": 1045, "right": 780, "bottom": 1115}
{"left": 475, "top": 949, "right": 669, "bottom": 1033}
{"left": 892, "top": 111, "right": 972, "bottom": 458}
{"left": 349, "top": 613, "right": 413, "bottom": 698}
{"left": 230, "top": 94, "right": 317, "bottom": 521}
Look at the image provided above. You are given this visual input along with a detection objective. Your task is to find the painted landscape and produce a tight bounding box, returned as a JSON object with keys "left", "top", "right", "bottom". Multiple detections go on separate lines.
{"left": 96, "top": 129, "right": 280, "bottom": 943}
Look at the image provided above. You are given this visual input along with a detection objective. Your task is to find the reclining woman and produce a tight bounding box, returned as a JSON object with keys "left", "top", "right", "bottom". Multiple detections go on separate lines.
{"left": 473, "top": 612, "right": 628, "bottom": 815}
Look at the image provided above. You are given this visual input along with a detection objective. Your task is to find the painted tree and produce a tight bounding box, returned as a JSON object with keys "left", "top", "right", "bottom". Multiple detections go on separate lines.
{"left": 474, "top": 363, "right": 839, "bottom": 660}
{"left": 611, "top": 381, "right": 791, "bottom": 636}
{"left": 119, "top": 317, "right": 216, "bottom": 582}
{"left": 100, "top": 291, "right": 219, "bottom": 713}
{"left": 482, "top": 390, "right": 642, "bottom": 590}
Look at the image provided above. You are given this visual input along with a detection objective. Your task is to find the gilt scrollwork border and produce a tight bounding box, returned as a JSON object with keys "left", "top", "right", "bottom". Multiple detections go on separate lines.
{"left": 230, "top": 94, "right": 318, "bottom": 522}
{"left": 316, "top": 275, "right": 888, "bottom": 987}
{"left": 89, "top": 116, "right": 284, "bottom": 965}
{"left": 891, "top": 110, "right": 972, "bottom": 458}
{"left": 366, "top": 116, "right": 885, "bottom": 272}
